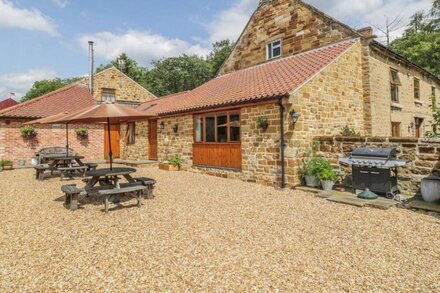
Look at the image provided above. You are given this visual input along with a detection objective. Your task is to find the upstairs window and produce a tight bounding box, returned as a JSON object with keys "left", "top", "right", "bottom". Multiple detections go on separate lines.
{"left": 414, "top": 78, "right": 420, "bottom": 100}
{"left": 267, "top": 39, "right": 282, "bottom": 60}
{"left": 390, "top": 69, "right": 401, "bottom": 103}
{"left": 102, "top": 88, "right": 116, "bottom": 103}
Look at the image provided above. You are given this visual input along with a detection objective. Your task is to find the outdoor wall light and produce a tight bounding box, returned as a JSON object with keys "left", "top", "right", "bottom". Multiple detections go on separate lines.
{"left": 173, "top": 124, "right": 179, "bottom": 133}
{"left": 289, "top": 110, "right": 300, "bottom": 124}
{"left": 159, "top": 122, "right": 165, "bottom": 131}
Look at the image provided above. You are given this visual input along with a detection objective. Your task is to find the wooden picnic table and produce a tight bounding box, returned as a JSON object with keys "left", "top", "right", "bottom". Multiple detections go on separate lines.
{"left": 50, "top": 155, "right": 85, "bottom": 167}
{"left": 84, "top": 167, "right": 137, "bottom": 190}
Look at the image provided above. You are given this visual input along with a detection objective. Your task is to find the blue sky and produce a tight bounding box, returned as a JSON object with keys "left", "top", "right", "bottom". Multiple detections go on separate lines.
{"left": 0, "top": 0, "right": 433, "bottom": 99}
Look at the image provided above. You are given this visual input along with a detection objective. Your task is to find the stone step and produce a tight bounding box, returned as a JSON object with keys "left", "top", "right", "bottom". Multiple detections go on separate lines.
{"left": 406, "top": 200, "right": 440, "bottom": 213}
{"left": 113, "top": 159, "right": 158, "bottom": 168}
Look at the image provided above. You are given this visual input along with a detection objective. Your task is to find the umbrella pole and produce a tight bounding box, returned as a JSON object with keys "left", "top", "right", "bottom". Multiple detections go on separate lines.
{"left": 66, "top": 123, "right": 69, "bottom": 156}
{"left": 107, "top": 117, "right": 113, "bottom": 170}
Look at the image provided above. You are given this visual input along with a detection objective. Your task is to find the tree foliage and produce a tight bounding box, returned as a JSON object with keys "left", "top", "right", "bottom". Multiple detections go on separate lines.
{"left": 20, "top": 77, "right": 81, "bottom": 103}
{"left": 390, "top": 0, "right": 440, "bottom": 76}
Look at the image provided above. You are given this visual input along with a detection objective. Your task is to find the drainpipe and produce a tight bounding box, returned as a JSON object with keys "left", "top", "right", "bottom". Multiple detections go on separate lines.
{"left": 278, "top": 97, "right": 286, "bottom": 189}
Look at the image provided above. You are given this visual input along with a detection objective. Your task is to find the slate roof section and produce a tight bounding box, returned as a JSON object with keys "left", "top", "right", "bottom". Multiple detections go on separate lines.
{"left": 138, "top": 39, "right": 357, "bottom": 116}
{"left": 0, "top": 83, "right": 94, "bottom": 119}
{"left": 0, "top": 98, "right": 18, "bottom": 111}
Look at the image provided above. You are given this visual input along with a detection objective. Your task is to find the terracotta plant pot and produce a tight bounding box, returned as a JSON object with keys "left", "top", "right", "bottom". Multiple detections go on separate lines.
{"left": 159, "top": 163, "right": 179, "bottom": 171}
{"left": 3, "top": 165, "right": 13, "bottom": 171}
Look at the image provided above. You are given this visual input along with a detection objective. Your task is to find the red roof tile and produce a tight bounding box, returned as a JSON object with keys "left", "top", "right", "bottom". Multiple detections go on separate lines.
{"left": 0, "top": 83, "right": 94, "bottom": 118}
{"left": 0, "top": 98, "right": 18, "bottom": 111}
{"left": 139, "top": 39, "right": 357, "bottom": 116}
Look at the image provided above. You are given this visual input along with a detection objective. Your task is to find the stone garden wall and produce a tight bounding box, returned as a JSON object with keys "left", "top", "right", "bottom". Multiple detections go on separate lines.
{"left": 314, "top": 136, "right": 440, "bottom": 198}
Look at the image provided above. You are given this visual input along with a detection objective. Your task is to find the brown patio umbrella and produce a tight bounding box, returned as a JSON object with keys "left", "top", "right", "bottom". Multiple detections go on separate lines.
{"left": 47, "top": 103, "right": 154, "bottom": 169}
{"left": 25, "top": 112, "right": 73, "bottom": 156}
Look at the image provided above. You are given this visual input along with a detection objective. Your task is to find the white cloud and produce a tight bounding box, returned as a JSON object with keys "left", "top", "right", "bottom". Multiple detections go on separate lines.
{"left": 51, "top": 0, "right": 68, "bottom": 9}
{"left": 0, "top": 0, "right": 58, "bottom": 36}
{"left": 206, "top": 0, "right": 432, "bottom": 44}
{"left": 78, "top": 30, "right": 211, "bottom": 66}
{"left": 207, "top": 0, "right": 258, "bottom": 43}
{"left": 0, "top": 69, "right": 58, "bottom": 99}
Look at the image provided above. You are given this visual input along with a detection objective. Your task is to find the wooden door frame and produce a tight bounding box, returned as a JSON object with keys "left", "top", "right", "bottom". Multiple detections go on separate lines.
{"left": 148, "top": 119, "right": 158, "bottom": 161}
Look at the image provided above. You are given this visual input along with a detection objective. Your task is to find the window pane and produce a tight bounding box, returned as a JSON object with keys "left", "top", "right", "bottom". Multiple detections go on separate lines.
{"left": 390, "top": 70, "right": 400, "bottom": 84}
{"left": 230, "top": 113, "right": 240, "bottom": 142}
{"left": 217, "top": 113, "right": 227, "bottom": 143}
{"left": 391, "top": 85, "right": 399, "bottom": 102}
{"left": 195, "top": 116, "right": 204, "bottom": 142}
{"left": 273, "top": 40, "right": 281, "bottom": 47}
{"left": 272, "top": 46, "right": 281, "bottom": 58}
{"left": 205, "top": 115, "right": 215, "bottom": 142}
{"left": 267, "top": 43, "right": 272, "bottom": 59}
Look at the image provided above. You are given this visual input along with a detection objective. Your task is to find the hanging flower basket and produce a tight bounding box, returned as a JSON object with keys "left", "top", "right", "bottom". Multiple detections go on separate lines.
{"left": 75, "top": 127, "right": 88, "bottom": 139}
{"left": 256, "top": 116, "right": 269, "bottom": 131}
{"left": 20, "top": 125, "right": 38, "bottom": 139}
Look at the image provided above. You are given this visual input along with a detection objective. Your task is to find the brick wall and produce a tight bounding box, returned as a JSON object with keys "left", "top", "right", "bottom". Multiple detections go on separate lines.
{"left": 0, "top": 119, "right": 104, "bottom": 165}
{"left": 367, "top": 47, "right": 440, "bottom": 137}
{"left": 219, "top": 0, "right": 356, "bottom": 75}
{"left": 314, "top": 136, "right": 440, "bottom": 198}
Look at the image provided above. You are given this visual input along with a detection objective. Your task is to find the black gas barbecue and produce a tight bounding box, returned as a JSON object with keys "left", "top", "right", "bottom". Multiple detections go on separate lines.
{"left": 339, "top": 147, "right": 408, "bottom": 198}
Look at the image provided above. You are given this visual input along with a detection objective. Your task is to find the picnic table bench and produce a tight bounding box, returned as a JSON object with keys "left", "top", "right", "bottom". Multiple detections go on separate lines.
{"left": 61, "top": 170, "right": 156, "bottom": 212}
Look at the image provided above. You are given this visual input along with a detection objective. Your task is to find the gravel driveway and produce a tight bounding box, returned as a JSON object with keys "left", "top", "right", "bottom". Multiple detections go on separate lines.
{"left": 1, "top": 167, "right": 439, "bottom": 292}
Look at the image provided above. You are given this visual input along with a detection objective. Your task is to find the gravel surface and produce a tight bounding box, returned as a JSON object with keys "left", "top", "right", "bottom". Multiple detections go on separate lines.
{"left": 1, "top": 167, "right": 439, "bottom": 292}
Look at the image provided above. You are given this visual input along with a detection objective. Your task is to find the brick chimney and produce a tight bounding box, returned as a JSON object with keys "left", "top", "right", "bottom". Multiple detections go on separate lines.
{"left": 357, "top": 26, "right": 375, "bottom": 38}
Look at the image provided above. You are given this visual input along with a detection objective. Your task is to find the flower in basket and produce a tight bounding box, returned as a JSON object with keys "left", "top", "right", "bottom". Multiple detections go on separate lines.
{"left": 75, "top": 127, "right": 88, "bottom": 138}
{"left": 20, "top": 125, "right": 38, "bottom": 138}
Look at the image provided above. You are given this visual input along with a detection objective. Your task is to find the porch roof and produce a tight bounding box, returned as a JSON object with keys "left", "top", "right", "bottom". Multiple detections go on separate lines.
{"left": 138, "top": 38, "right": 358, "bottom": 116}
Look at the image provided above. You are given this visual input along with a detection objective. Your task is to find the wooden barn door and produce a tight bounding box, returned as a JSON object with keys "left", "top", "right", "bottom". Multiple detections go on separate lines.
{"left": 148, "top": 120, "right": 158, "bottom": 160}
{"left": 104, "top": 124, "right": 120, "bottom": 158}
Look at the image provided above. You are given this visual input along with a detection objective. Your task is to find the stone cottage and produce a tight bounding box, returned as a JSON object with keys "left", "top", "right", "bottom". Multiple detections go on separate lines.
{"left": 121, "top": 0, "right": 440, "bottom": 190}
{"left": 0, "top": 66, "right": 156, "bottom": 164}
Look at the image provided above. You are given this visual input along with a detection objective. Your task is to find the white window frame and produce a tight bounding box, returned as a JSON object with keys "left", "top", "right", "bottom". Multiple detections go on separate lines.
{"left": 101, "top": 88, "right": 116, "bottom": 103}
{"left": 267, "top": 39, "right": 282, "bottom": 60}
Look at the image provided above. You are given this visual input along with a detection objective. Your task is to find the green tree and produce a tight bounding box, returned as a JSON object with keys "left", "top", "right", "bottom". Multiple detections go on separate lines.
{"left": 390, "top": 0, "right": 440, "bottom": 76}
{"left": 145, "top": 55, "right": 213, "bottom": 97}
{"left": 208, "top": 40, "right": 235, "bottom": 75}
{"left": 96, "top": 53, "right": 148, "bottom": 86}
{"left": 20, "top": 77, "right": 81, "bottom": 103}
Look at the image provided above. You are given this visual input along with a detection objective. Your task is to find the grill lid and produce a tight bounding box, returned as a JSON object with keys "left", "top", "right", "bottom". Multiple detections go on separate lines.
{"left": 351, "top": 147, "right": 396, "bottom": 159}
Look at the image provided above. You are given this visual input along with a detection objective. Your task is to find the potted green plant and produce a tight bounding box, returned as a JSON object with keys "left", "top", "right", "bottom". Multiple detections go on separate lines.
{"left": 75, "top": 127, "right": 88, "bottom": 139}
{"left": 303, "top": 157, "right": 325, "bottom": 187}
{"left": 20, "top": 125, "right": 38, "bottom": 138}
{"left": 159, "top": 154, "right": 182, "bottom": 171}
{"left": 256, "top": 116, "right": 269, "bottom": 131}
{"left": 316, "top": 161, "right": 338, "bottom": 191}
{"left": 1, "top": 160, "right": 13, "bottom": 171}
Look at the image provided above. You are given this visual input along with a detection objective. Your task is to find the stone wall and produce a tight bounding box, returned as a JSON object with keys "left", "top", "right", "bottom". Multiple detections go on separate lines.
{"left": 88, "top": 67, "right": 157, "bottom": 104}
{"left": 283, "top": 41, "right": 365, "bottom": 186}
{"left": 120, "top": 122, "right": 149, "bottom": 160}
{"left": 219, "top": 0, "right": 356, "bottom": 75}
{"left": 314, "top": 136, "right": 440, "bottom": 198}
{"left": 157, "top": 115, "right": 194, "bottom": 169}
{"left": 0, "top": 119, "right": 104, "bottom": 165}
{"left": 241, "top": 103, "right": 282, "bottom": 186}
{"left": 367, "top": 47, "right": 440, "bottom": 137}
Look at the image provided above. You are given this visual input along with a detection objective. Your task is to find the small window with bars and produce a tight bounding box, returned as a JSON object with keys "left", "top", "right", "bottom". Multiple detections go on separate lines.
{"left": 102, "top": 88, "right": 116, "bottom": 103}
{"left": 414, "top": 78, "right": 420, "bottom": 100}
{"left": 267, "top": 39, "right": 282, "bottom": 60}
{"left": 390, "top": 69, "right": 400, "bottom": 102}
{"left": 125, "top": 122, "right": 136, "bottom": 145}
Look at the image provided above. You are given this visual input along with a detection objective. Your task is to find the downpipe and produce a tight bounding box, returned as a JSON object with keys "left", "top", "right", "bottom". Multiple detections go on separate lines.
{"left": 278, "top": 98, "right": 286, "bottom": 189}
